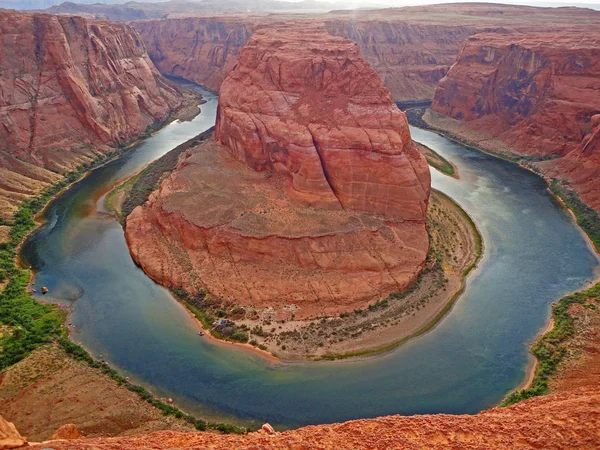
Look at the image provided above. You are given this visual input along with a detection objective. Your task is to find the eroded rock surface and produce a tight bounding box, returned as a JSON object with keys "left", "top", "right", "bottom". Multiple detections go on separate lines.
{"left": 126, "top": 25, "right": 430, "bottom": 318}
{"left": 26, "top": 385, "right": 600, "bottom": 449}
{"left": 133, "top": 17, "right": 254, "bottom": 93}
{"left": 0, "top": 11, "right": 183, "bottom": 219}
{"left": 0, "top": 415, "right": 26, "bottom": 449}
{"left": 215, "top": 25, "right": 430, "bottom": 219}
{"left": 431, "top": 31, "right": 600, "bottom": 212}
{"left": 133, "top": 15, "right": 473, "bottom": 102}
{"left": 50, "top": 424, "right": 80, "bottom": 441}
{"left": 132, "top": 5, "right": 600, "bottom": 103}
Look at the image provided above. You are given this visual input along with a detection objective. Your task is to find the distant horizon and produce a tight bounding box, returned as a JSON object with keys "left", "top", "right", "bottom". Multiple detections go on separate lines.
{"left": 309, "top": 0, "right": 600, "bottom": 10}
{"left": 2, "top": 0, "right": 599, "bottom": 12}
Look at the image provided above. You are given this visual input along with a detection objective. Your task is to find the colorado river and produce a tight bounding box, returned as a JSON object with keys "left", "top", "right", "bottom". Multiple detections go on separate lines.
{"left": 20, "top": 83, "right": 600, "bottom": 429}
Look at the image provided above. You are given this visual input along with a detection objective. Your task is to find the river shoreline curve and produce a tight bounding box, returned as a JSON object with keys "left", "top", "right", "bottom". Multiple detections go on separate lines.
{"left": 109, "top": 128, "right": 482, "bottom": 363}
{"left": 405, "top": 107, "right": 600, "bottom": 402}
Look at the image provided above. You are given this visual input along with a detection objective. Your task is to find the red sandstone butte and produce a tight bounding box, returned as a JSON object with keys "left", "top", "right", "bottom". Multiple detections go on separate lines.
{"left": 0, "top": 11, "right": 183, "bottom": 219}
{"left": 215, "top": 25, "right": 430, "bottom": 220}
{"left": 125, "top": 25, "right": 430, "bottom": 318}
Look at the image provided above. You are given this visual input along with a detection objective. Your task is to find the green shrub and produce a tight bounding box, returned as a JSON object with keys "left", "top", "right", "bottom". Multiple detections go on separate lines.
{"left": 551, "top": 181, "right": 600, "bottom": 252}
{"left": 503, "top": 282, "right": 600, "bottom": 406}
{"left": 230, "top": 331, "right": 249, "bottom": 343}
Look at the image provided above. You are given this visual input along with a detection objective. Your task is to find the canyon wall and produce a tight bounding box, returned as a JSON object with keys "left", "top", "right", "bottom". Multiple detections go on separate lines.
{"left": 0, "top": 11, "right": 184, "bottom": 219}
{"left": 323, "top": 20, "right": 475, "bottom": 102}
{"left": 430, "top": 31, "right": 600, "bottom": 212}
{"left": 132, "top": 16, "right": 475, "bottom": 102}
{"left": 133, "top": 17, "right": 254, "bottom": 92}
{"left": 131, "top": 5, "right": 600, "bottom": 103}
{"left": 126, "top": 25, "right": 430, "bottom": 318}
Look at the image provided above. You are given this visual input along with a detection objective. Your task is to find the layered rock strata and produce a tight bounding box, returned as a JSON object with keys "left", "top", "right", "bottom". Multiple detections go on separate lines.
{"left": 323, "top": 20, "right": 475, "bottom": 102}
{"left": 132, "top": 16, "right": 474, "bottom": 102}
{"left": 0, "top": 11, "right": 184, "bottom": 219}
{"left": 215, "top": 25, "right": 430, "bottom": 220}
{"left": 131, "top": 5, "right": 600, "bottom": 103}
{"left": 126, "top": 26, "right": 430, "bottom": 318}
{"left": 431, "top": 31, "right": 600, "bottom": 212}
{"left": 133, "top": 17, "right": 254, "bottom": 93}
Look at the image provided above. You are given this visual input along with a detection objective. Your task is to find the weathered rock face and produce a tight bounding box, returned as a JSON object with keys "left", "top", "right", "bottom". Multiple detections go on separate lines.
{"left": 550, "top": 116, "right": 600, "bottom": 212}
{"left": 132, "top": 5, "right": 600, "bottom": 103}
{"left": 323, "top": 20, "right": 476, "bottom": 102}
{"left": 126, "top": 26, "right": 430, "bottom": 318}
{"left": 49, "top": 424, "right": 80, "bottom": 441}
{"left": 133, "top": 16, "right": 475, "bottom": 102}
{"left": 431, "top": 31, "right": 600, "bottom": 212}
{"left": 215, "top": 25, "right": 430, "bottom": 219}
{"left": 432, "top": 32, "right": 600, "bottom": 158}
{"left": 0, "top": 415, "right": 26, "bottom": 449}
{"left": 133, "top": 17, "right": 254, "bottom": 92}
{"left": 0, "top": 11, "right": 183, "bottom": 219}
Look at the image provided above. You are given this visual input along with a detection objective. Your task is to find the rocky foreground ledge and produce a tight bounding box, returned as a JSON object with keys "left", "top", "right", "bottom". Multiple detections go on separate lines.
{"left": 2, "top": 385, "right": 596, "bottom": 449}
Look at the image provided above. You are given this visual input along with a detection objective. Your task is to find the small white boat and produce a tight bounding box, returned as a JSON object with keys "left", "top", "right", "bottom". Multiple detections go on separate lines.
{"left": 198, "top": 331, "right": 205, "bottom": 336}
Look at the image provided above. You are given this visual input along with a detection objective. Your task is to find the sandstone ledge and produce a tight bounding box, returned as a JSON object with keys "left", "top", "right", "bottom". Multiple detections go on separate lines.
{"left": 27, "top": 385, "right": 600, "bottom": 450}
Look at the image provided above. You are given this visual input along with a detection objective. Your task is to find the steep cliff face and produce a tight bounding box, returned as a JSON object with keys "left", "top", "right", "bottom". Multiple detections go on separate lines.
{"left": 0, "top": 11, "right": 183, "bottom": 219}
{"left": 432, "top": 32, "right": 600, "bottom": 158}
{"left": 131, "top": 5, "right": 600, "bottom": 103}
{"left": 126, "top": 25, "right": 430, "bottom": 318}
{"left": 551, "top": 115, "right": 600, "bottom": 212}
{"left": 132, "top": 16, "right": 474, "bottom": 101}
{"left": 430, "top": 31, "right": 600, "bottom": 211}
{"left": 133, "top": 17, "right": 254, "bottom": 92}
{"left": 215, "top": 25, "right": 430, "bottom": 219}
{"left": 323, "top": 20, "right": 476, "bottom": 102}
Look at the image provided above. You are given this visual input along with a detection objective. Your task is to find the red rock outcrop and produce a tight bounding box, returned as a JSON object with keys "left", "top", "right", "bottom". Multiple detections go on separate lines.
{"left": 0, "top": 11, "right": 184, "bottom": 219}
{"left": 432, "top": 32, "right": 600, "bottom": 158}
{"left": 550, "top": 115, "right": 600, "bottom": 212}
{"left": 125, "top": 25, "right": 430, "bottom": 318}
{"left": 49, "top": 424, "right": 80, "bottom": 441}
{"left": 0, "top": 415, "right": 26, "bottom": 449}
{"left": 215, "top": 25, "right": 430, "bottom": 219}
{"left": 430, "top": 31, "right": 600, "bottom": 212}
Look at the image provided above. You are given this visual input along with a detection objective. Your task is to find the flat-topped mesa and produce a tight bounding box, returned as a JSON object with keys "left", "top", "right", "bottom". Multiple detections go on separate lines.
{"left": 215, "top": 25, "right": 431, "bottom": 221}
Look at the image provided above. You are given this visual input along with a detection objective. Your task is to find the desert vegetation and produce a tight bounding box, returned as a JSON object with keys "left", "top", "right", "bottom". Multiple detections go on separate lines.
{"left": 503, "top": 182, "right": 600, "bottom": 405}
{"left": 0, "top": 137, "right": 248, "bottom": 436}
